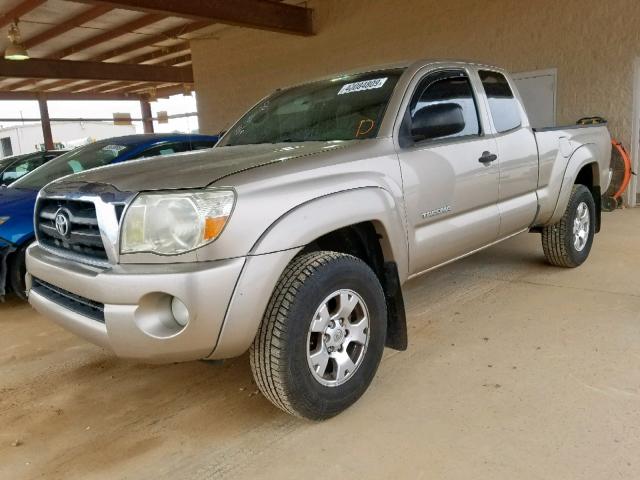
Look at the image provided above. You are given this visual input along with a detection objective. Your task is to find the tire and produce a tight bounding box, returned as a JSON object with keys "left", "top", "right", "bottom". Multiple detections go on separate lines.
{"left": 9, "top": 246, "right": 27, "bottom": 300}
{"left": 250, "top": 251, "right": 387, "bottom": 420}
{"left": 541, "top": 184, "right": 596, "bottom": 268}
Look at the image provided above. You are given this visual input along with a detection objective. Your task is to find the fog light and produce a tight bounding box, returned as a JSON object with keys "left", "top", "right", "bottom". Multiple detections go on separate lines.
{"left": 171, "top": 297, "right": 190, "bottom": 327}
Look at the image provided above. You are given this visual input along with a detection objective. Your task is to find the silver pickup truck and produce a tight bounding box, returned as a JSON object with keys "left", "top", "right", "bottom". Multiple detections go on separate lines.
{"left": 26, "top": 60, "right": 611, "bottom": 419}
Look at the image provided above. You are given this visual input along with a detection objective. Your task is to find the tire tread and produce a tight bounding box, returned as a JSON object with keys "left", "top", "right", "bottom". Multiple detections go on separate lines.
{"left": 541, "top": 184, "right": 592, "bottom": 268}
{"left": 249, "top": 251, "right": 348, "bottom": 417}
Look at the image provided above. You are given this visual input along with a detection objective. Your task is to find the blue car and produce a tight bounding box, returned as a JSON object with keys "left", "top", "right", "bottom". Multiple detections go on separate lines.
{"left": 0, "top": 133, "right": 218, "bottom": 298}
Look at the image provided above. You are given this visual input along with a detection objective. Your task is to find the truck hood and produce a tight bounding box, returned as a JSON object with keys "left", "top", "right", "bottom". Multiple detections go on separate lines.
{"left": 0, "top": 186, "right": 38, "bottom": 245}
{"left": 52, "top": 141, "right": 355, "bottom": 192}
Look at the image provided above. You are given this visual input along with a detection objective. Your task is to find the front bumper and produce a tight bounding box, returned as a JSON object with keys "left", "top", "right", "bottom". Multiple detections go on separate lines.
{"left": 26, "top": 243, "right": 245, "bottom": 363}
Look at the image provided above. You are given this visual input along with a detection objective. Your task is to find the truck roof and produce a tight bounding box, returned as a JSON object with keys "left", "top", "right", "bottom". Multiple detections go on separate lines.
{"left": 279, "top": 59, "right": 507, "bottom": 91}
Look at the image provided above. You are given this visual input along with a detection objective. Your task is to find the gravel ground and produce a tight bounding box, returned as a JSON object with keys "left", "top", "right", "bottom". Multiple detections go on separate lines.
{"left": 1, "top": 208, "right": 639, "bottom": 480}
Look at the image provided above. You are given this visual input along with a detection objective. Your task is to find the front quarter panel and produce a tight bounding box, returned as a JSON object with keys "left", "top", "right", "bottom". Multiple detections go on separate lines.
{"left": 192, "top": 140, "right": 406, "bottom": 263}
{"left": 251, "top": 187, "right": 408, "bottom": 278}
{"left": 209, "top": 187, "right": 408, "bottom": 359}
{"left": 205, "top": 142, "right": 409, "bottom": 359}
{"left": 0, "top": 192, "right": 37, "bottom": 247}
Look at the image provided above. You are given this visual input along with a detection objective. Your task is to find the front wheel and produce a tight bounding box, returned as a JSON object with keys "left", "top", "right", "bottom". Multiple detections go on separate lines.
{"left": 9, "top": 246, "right": 27, "bottom": 300}
{"left": 541, "top": 184, "right": 596, "bottom": 268}
{"left": 250, "top": 251, "right": 387, "bottom": 420}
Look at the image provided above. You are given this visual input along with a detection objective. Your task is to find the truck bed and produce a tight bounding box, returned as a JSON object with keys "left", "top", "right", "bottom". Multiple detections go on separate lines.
{"left": 533, "top": 123, "right": 611, "bottom": 225}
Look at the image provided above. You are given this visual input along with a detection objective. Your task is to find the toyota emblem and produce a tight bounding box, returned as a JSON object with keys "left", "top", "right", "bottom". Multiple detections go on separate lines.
{"left": 54, "top": 210, "right": 70, "bottom": 238}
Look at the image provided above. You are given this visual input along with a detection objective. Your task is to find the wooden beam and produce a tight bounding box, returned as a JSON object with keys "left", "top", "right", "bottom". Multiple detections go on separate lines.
{"left": 0, "top": 58, "right": 193, "bottom": 83}
{"left": 0, "top": 112, "right": 197, "bottom": 122}
{"left": 7, "top": 11, "right": 168, "bottom": 91}
{"left": 140, "top": 83, "right": 189, "bottom": 98}
{"left": 97, "top": 81, "right": 148, "bottom": 93}
{"left": 49, "top": 13, "right": 164, "bottom": 60}
{"left": 158, "top": 84, "right": 192, "bottom": 98}
{"left": 74, "top": 0, "right": 313, "bottom": 36}
{"left": 23, "top": 5, "right": 113, "bottom": 49}
{"left": 10, "top": 21, "right": 204, "bottom": 92}
{"left": 0, "top": 0, "right": 46, "bottom": 29}
{"left": 124, "top": 41, "right": 190, "bottom": 65}
{"left": 104, "top": 79, "right": 177, "bottom": 94}
{"left": 92, "top": 21, "right": 208, "bottom": 62}
{"left": 55, "top": 55, "right": 192, "bottom": 94}
{"left": 61, "top": 80, "right": 118, "bottom": 92}
{"left": 0, "top": 90, "right": 141, "bottom": 101}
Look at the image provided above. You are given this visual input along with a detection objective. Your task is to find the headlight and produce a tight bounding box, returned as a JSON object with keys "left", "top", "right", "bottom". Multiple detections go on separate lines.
{"left": 0, "top": 216, "right": 9, "bottom": 225}
{"left": 121, "top": 189, "right": 235, "bottom": 255}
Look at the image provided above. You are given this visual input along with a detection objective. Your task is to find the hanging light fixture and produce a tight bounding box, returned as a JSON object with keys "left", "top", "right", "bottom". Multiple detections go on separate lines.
{"left": 5, "top": 22, "right": 29, "bottom": 61}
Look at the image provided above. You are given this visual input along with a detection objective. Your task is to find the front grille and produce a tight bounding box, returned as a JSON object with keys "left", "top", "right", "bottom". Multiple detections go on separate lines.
{"left": 31, "top": 277, "right": 105, "bottom": 323}
{"left": 36, "top": 198, "right": 108, "bottom": 263}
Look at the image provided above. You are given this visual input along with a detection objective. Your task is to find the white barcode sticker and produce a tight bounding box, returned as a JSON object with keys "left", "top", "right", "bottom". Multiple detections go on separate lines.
{"left": 102, "top": 144, "right": 127, "bottom": 153}
{"left": 338, "top": 78, "right": 388, "bottom": 95}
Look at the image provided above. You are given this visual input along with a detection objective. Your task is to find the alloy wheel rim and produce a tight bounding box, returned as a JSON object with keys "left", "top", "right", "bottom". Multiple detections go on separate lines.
{"left": 306, "top": 289, "right": 370, "bottom": 387}
{"left": 573, "top": 201, "right": 590, "bottom": 252}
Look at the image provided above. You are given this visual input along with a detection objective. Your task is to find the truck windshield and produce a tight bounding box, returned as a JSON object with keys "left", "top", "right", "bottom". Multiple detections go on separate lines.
{"left": 10, "top": 141, "right": 130, "bottom": 191}
{"left": 220, "top": 69, "right": 404, "bottom": 146}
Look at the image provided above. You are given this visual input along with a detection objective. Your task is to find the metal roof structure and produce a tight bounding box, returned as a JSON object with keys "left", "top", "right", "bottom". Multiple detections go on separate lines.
{"left": 0, "top": 0, "right": 314, "bottom": 101}
{"left": 0, "top": 0, "right": 313, "bottom": 145}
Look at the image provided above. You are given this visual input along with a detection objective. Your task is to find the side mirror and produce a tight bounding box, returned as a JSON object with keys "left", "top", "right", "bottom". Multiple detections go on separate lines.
{"left": 411, "top": 103, "right": 465, "bottom": 142}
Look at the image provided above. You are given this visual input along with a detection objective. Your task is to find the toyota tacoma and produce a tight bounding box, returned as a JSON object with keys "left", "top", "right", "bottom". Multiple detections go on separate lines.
{"left": 26, "top": 60, "right": 611, "bottom": 419}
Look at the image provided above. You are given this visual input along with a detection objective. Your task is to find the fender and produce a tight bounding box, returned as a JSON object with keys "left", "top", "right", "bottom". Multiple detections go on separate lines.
{"left": 208, "top": 187, "right": 409, "bottom": 359}
{"left": 251, "top": 186, "right": 409, "bottom": 279}
{"left": 547, "top": 144, "right": 601, "bottom": 226}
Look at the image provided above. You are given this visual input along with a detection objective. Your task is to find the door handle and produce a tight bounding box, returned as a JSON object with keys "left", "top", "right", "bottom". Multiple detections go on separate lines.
{"left": 478, "top": 151, "right": 498, "bottom": 165}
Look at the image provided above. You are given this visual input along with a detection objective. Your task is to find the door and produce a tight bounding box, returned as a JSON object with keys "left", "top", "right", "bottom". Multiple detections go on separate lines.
{"left": 478, "top": 70, "right": 539, "bottom": 236}
{"left": 396, "top": 69, "right": 500, "bottom": 276}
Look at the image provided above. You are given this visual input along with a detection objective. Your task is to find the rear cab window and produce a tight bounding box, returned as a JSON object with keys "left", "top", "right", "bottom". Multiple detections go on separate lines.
{"left": 478, "top": 70, "right": 522, "bottom": 133}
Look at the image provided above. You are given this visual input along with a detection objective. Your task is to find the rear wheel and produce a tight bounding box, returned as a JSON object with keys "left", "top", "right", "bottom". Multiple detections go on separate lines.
{"left": 250, "top": 251, "right": 387, "bottom": 420}
{"left": 541, "top": 184, "right": 595, "bottom": 268}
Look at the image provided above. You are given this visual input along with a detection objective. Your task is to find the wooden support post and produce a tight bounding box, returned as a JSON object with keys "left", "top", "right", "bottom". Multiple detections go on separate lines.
{"left": 38, "top": 95, "right": 54, "bottom": 150}
{"left": 140, "top": 97, "right": 154, "bottom": 133}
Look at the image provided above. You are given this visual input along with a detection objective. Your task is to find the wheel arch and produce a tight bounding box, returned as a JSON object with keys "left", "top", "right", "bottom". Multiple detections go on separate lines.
{"left": 548, "top": 145, "right": 602, "bottom": 229}
{"left": 250, "top": 187, "right": 408, "bottom": 277}
{"left": 209, "top": 188, "right": 410, "bottom": 359}
{"left": 302, "top": 222, "right": 408, "bottom": 351}
{"left": 573, "top": 160, "right": 602, "bottom": 232}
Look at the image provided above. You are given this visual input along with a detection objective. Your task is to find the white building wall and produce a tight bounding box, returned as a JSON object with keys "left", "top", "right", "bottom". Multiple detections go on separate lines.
{"left": 0, "top": 122, "right": 136, "bottom": 158}
{"left": 192, "top": 0, "right": 639, "bottom": 149}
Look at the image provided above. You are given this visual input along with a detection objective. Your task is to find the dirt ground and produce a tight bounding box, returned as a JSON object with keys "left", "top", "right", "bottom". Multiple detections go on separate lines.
{"left": 1, "top": 209, "right": 639, "bottom": 480}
